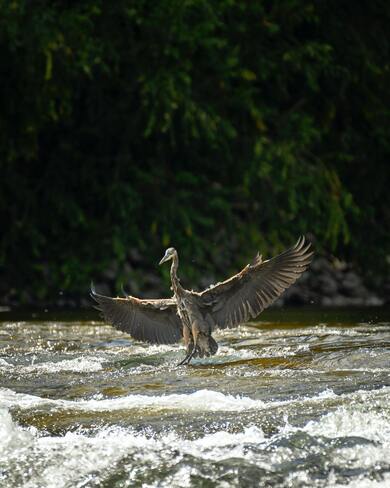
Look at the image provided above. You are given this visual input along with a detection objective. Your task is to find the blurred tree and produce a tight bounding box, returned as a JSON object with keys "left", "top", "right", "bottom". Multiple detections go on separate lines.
{"left": 0, "top": 0, "right": 389, "bottom": 302}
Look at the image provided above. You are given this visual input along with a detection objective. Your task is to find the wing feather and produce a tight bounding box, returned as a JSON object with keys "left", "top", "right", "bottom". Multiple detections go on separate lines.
{"left": 199, "top": 236, "right": 313, "bottom": 329}
{"left": 91, "top": 285, "right": 182, "bottom": 344}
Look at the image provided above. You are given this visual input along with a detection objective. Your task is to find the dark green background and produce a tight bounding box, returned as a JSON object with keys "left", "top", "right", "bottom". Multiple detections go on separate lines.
{"left": 1, "top": 1, "right": 389, "bottom": 302}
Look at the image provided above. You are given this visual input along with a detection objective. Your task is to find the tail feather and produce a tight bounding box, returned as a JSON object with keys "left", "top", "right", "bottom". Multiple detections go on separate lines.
{"left": 196, "top": 334, "right": 218, "bottom": 358}
{"left": 208, "top": 336, "right": 218, "bottom": 355}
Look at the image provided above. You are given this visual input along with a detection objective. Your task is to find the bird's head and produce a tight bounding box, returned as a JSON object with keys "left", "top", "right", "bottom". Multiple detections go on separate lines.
{"left": 159, "top": 247, "right": 176, "bottom": 265}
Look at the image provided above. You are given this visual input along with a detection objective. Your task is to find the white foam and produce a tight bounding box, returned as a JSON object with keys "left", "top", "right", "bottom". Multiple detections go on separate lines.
{"left": 0, "top": 385, "right": 344, "bottom": 415}
{"left": 0, "top": 408, "right": 33, "bottom": 454}
{"left": 1, "top": 386, "right": 388, "bottom": 420}
{"left": 192, "top": 425, "right": 265, "bottom": 449}
{"left": 0, "top": 387, "right": 266, "bottom": 412}
{"left": 0, "top": 421, "right": 268, "bottom": 488}
{"left": 334, "top": 443, "right": 390, "bottom": 470}
{"left": 301, "top": 397, "right": 390, "bottom": 474}
{"left": 178, "top": 425, "right": 268, "bottom": 464}
{"left": 214, "top": 326, "right": 257, "bottom": 339}
{"left": 1, "top": 388, "right": 390, "bottom": 488}
{"left": 0, "top": 385, "right": 343, "bottom": 415}
{"left": 128, "top": 344, "right": 180, "bottom": 356}
{"left": 11, "top": 427, "right": 161, "bottom": 488}
{"left": 328, "top": 473, "right": 390, "bottom": 488}
{"left": 3, "top": 411, "right": 387, "bottom": 488}
{"left": 29, "top": 357, "right": 104, "bottom": 373}
{"left": 303, "top": 407, "right": 390, "bottom": 443}
{"left": 213, "top": 345, "right": 258, "bottom": 359}
{"left": 0, "top": 356, "right": 104, "bottom": 374}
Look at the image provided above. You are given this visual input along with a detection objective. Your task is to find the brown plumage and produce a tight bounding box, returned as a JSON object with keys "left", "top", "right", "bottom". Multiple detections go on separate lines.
{"left": 91, "top": 236, "right": 313, "bottom": 365}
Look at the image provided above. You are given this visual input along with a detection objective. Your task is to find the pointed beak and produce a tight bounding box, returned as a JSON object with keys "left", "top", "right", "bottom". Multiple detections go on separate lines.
{"left": 159, "top": 254, "right": 168, "bottom": 265}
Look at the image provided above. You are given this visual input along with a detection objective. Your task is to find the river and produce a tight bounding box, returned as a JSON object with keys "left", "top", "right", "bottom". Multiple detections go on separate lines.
{"left": 1, "top": 307, "right": 389, "bottom": 487}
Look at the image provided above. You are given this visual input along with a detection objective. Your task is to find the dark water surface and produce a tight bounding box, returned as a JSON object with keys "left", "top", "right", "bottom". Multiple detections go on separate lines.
{"left": 1, "top": 308, "right": 389, "bottom": 487}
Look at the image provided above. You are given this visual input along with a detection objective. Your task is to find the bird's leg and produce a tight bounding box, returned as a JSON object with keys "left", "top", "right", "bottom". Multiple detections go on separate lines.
{"left": 184, "top": 346, "right": 197, "bottom": 365}
{"left": 177, "top": 343, "right": 195, "bottom": 366}
{"left": 177, "top": 326, "right": 194, "bottom": 366}
{"left": 177, "top": 338, "right": 199, "bottom": 366}
{"left": 177, "top": 320, "right": 204, "bottom": 366}
{"left": 180, "top": 324, "right": 202, "bottom": 365}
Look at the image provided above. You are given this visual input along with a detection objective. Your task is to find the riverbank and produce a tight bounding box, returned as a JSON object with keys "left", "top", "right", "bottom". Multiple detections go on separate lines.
{"left": 280, "top": 257, "right": 388, "bottom": 307}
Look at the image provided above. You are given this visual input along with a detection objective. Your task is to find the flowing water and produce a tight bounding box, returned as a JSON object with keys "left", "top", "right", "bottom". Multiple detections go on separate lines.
{"left": 0, "top": 307, "right": 389, "bottom": 488}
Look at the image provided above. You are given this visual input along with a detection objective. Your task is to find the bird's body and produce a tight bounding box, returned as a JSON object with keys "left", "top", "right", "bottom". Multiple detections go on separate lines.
{"left": 91, "top": 236, "right": 313, "bottom": 365}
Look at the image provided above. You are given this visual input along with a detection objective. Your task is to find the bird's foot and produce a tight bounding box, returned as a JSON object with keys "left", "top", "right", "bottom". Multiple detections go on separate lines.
{"left": 177, "top": 346, "right": 196, "bottom": 366}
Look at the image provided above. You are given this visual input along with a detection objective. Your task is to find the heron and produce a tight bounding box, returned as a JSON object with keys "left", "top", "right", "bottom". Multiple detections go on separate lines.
{"left": 91, "top": 236, "right": 313, "bottom": 365}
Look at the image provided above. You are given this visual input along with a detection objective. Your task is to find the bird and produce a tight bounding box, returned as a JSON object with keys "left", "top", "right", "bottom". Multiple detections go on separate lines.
{"left": 91, "top": 236, "right": 313, "bottom": 365}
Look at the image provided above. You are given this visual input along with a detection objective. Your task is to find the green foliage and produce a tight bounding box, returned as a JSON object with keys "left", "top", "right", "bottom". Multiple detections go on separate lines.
{"left": 0, "top": 0, "right": 389, "bottom": 302}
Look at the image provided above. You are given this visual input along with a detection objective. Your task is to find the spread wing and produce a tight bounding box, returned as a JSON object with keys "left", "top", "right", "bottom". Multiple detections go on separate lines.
{"left": 199, "top": 236, "right": 313, "bottom": 329}
{"left": 91, "top": 285, "right": 183, "bottom": 344}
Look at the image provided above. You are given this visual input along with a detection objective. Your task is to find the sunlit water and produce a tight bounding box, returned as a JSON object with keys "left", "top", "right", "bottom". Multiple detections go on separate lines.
{"left": 0, "top": 308, "right": 389, "bottom": 488}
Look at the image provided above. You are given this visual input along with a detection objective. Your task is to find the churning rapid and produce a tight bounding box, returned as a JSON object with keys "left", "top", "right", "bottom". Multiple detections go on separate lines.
{"left": 1, "top": 308, "right": 389, "bottom": 487}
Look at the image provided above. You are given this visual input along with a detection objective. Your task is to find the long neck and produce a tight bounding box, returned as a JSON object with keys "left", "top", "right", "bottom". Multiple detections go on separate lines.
{"left": 170, "top": 251, "right": 182, "bottom": 294}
